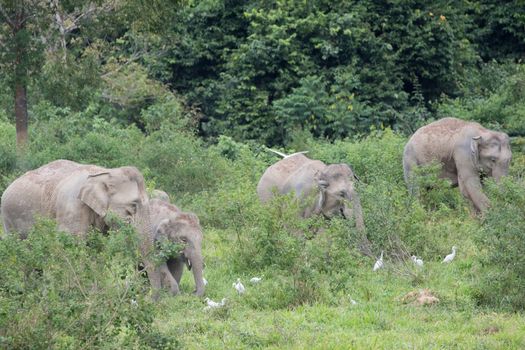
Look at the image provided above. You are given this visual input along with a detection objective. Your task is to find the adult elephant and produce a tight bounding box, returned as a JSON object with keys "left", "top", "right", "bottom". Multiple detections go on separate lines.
{"left": 0, "top": 159, "right": 163, "bottom": 295}
{"left": 149, "top": 199, "right": 205, "bottom": 296}
{"left": 150, "top": 189, "right": 170, "bottom": 203}
{"left": 403, "top": 117, "right": 512, "bottom": 213}
{"left": 257, "top": 153, "right": 365, "bottom": 231}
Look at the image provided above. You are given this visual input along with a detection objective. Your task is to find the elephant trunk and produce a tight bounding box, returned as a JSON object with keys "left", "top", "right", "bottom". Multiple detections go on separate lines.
{"left": 187, "top": 250, "right": 205, "bottom": 296}
{"left": 491, "top": 168, "right": 507, "bottom": 182}
{"left": 136, "top": 204, "right": 162, "bottom": 295}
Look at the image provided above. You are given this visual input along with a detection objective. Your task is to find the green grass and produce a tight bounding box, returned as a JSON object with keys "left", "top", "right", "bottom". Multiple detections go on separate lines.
{"left": 151, "top": 226, "right": 525, "bottom": 349}
{"left": 1, "top": 129, "right": 525, "bottom": 349}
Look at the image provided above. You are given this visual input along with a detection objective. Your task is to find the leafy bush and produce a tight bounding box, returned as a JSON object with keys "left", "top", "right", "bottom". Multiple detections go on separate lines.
{"left": 473, "top": 178, "right": 525, "bottom": 311}
{"left": 0, "top": 121, "right": 17, "bottom": 194}
{"left": 0, "top": 220, "right": 178, "bottom": 349}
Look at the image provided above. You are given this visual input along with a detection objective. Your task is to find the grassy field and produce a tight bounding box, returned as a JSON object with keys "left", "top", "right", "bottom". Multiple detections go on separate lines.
{"left": 1, "top": 130, "right": 525, "bottom": 349}
{"left": 151, "top": 226, "right": 525, "bottom": 350}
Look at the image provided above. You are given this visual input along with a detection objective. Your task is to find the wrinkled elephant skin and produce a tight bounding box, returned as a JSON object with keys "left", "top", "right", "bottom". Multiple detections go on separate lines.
{"left": 403, "top": 117, "right": 512, "bottom": 213}
{"left": 149, "top": 199, "right": 205, "bottom": 296}
{"left": 256, "top": 154, "right": 365, "bottom": 230}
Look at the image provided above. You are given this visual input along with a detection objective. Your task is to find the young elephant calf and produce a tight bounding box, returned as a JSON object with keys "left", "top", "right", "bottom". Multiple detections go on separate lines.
{"left": 149, "top": 199, "right": 205, "bottom": 296}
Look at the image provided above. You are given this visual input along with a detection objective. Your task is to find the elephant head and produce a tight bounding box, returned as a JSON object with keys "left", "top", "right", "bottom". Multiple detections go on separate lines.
{"left": 153, "top": 209, "right": 205, "bottom": 296}
{"left": 314, "top": 164, "right": 364, "bottom": 229}
{"left": 79, "top": 167, "right": 151, "bottom": 229}
{"left": 470, "top": 132, "right": 512, "bottom": 181}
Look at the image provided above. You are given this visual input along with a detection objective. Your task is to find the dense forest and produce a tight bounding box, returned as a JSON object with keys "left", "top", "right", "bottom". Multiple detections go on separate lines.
{"left": 1, "top": 0, "right": 525, "bottom": 348}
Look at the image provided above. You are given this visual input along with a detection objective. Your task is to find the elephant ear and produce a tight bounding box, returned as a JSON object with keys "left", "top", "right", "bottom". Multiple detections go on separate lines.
{"left": 153, "top": 218, "right": 170, "bottom": 242}
{"left": 346, "top": 163, "right": 360, "bottom": 182}
{"left": 79, "top": 172, "right": 110, "bottom": 217}
{"left": 471, "top": 136, "right": 482, "bottom": 172}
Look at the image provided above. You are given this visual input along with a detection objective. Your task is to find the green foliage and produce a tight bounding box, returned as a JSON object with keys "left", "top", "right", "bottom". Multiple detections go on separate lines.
{"left": 0, "top": 220, "right": 177, "bottom": 349}
{"left": 2, "top": 0, "right": 525, "bottom": 346}
{"left": 474, "top": 178, "right": 525, "bottom": 311}
{"left": 0, "top": 121, "right": 17, "bottom": 194}
{"left": 153, "top": 238, "right": 184, "bottom": 266}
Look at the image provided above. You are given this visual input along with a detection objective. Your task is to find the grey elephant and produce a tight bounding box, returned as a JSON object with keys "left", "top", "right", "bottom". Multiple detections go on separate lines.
{"left": 403, "top": 117, "right": 512, "bottom": 212}
{"left": 257, "top": 153, "right": 365, "bottom": 231}
{"left": 0, "top": 159, "right": 164, "bottom": 295}
{"left": 150, "top": 189, "right": 170, "bottom": 203}
{"left": 149, "top": 198, "right": 205, "bottom": 296}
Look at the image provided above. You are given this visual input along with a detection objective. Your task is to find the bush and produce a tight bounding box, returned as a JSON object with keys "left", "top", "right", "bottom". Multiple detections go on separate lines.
{"left": 473, "top": 178, "right": 525, "bottom": 311}
{"left": 0, "top": 220, "right": 176, "bottom": 349}
{"left": 0, "top": 121, "right": 17, "bottom": 194}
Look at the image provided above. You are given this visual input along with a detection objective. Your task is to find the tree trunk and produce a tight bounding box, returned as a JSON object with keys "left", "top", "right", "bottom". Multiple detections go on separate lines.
{"left": 15, "top": 81, "right": 28, "bottom": 150}
{"left": 12, "top": 11, "right": 29, "bottom": 152}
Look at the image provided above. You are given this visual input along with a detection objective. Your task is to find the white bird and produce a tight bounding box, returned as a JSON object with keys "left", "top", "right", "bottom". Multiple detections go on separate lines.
{"left": 202, "top": 277, "right": 208, "bottom": 286}
{"left": 204, "top": 297, "right": 226, "bottom": 310}
{"left": 373, "top": 251, "right": 384, "bottom": 271}
{"left": 442, "top": 246, "right": 457, "bottom": 263}
{"left": 250, "top": 276, "right": 262, "bottom": 284}
{"left": 233, "top": 278, "right": 245, "bottom": 295}
{"left": 350, "top": 298, "right": 358, "bottom": 305}
{"left": 411, "top": 255, "right": 424, "bottom": 267}
{"left": 267, "top": 148, "right": 309, "bottom": 159}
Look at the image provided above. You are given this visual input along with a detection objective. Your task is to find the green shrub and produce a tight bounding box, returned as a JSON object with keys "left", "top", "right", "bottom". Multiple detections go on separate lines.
{"left": 0, "top": 121, "right": 17, "bottom": 194}
{"left": 0, "top": 219, "right": 176, "bottom": 349}
{"left": 473, "top": 178, "right": 525, "bottom": 311}
{"left": 138, "top": 127, "right": 230, "bottom": 202}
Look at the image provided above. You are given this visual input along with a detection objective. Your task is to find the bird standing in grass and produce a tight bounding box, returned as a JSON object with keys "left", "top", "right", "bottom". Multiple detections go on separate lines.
{"left": 250, "top": 276, "right": 262, "bottom": 284}
{"left": 373, "top": 251, "right": 384, "bottom": 271}
{"left": 442, "top": 246, "right": 457, "bottom": 263}
{"left": 411, "top": 255, "right": 424, "bottom": 267}
{"left": 202, "top": 277, "right": 208, "bottom": 286}
{"left": 204, "top": 298, "right": 226, "bottom": 310}
{"left": 233, "top": 278, "right": 245, "bottom": 295}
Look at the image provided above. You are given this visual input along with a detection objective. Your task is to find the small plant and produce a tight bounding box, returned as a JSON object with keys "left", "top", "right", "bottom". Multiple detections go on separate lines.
{"left": 153, "top": 238, "right": 185, "bottom": 265}
{"left": 473, "top": 178, "right": 525, "bottom": 311}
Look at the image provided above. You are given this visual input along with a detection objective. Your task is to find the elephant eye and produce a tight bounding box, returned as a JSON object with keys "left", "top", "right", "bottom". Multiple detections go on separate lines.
{"left": 491, "top": 158, "right": 497, "bottom": 163}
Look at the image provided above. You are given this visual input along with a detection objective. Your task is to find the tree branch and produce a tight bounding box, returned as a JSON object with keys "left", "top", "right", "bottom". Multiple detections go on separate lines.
{"left": 0, "top": 4, "right": 16, "bottom": 29}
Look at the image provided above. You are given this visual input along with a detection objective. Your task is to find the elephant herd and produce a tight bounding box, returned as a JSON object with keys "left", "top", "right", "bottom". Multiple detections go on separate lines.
{"left": 0, "top": 117, "right": 512, "bottom": 298}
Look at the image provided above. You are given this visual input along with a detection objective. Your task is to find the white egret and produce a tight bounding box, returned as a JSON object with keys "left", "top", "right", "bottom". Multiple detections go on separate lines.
{"left": 204, "top": 297, "right": 226, "bottom": 310}
{"left": 373, "top": 251, "right": 384, "bottom": 271}
{"left": 442, "top": 246, "right": 457, "bottom": 263}
{"left": 411, "top": 255, "right": 424, "bottom": 267}
{"left": 233, "top": 278, "right": 246, "bottom": 295}
{"left": 250, "top": 277, "right": 262, "bottom": 284}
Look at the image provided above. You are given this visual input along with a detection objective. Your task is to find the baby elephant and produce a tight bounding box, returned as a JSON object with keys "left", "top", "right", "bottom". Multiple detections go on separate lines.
{"left": 149, "top": 199, "right": 205, "bottom": 296}
{"left": 403, "top": 117, "right": 512, "bottom": 212}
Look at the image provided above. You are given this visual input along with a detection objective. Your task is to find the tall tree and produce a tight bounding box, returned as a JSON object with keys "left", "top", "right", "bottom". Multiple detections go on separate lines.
{"left": 0, "top": 0, "right": 47, "bottom": 151}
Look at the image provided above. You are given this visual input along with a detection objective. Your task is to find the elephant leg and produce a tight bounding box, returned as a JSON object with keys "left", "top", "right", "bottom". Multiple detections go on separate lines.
{"left": 167, "top": 258, "right": 185, "bottom": 285}
{"left": 455, "top": 154, "right": 490, "bottom": 213}
{"left": 458, "top": 176, "right": 489, "bottom": 213}
{"left": 158, "top": 262, "right": 180, "bottom": 295}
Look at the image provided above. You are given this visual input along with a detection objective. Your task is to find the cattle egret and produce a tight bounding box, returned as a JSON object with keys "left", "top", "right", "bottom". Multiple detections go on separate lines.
{"left": 442, "top": 246, "right": 457, "bottom": 263}
{"left": 250, "top": 277, "right": 262, "bottom": 284}
{"left": 373, "top": 251, "right": 384, "bottom": 271}
{"left": 233, "top": 278, "right": 245, "bottom": 295}
{"left": 267, "top": 148, "right": 309, "bottom": 158}
{"left": 411, "top": 255, "right": 424, "bottom": 267}
{"left": 203, "top": 277, "right": 208, "bottom": 286}
{"left": 204, "top": 297, "right": 226, "bottom": 310}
